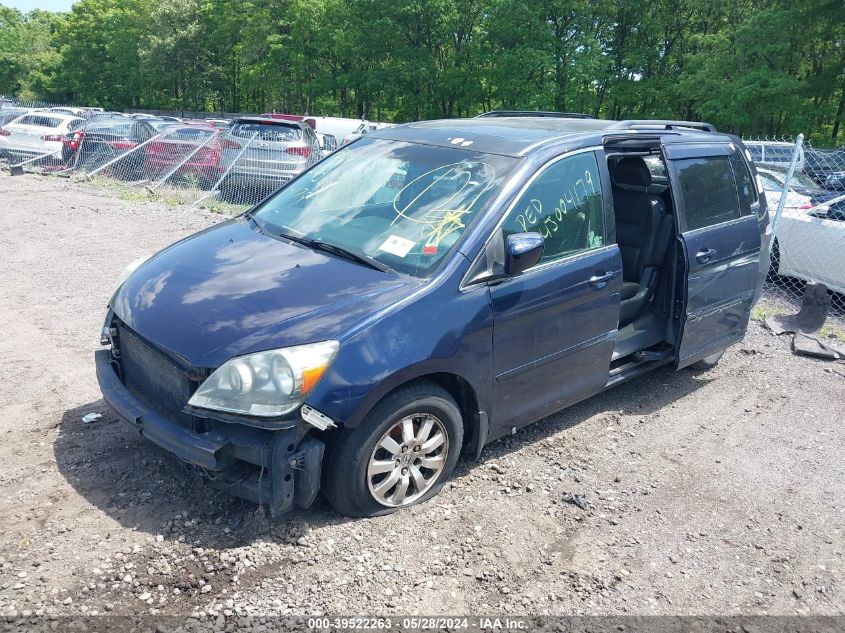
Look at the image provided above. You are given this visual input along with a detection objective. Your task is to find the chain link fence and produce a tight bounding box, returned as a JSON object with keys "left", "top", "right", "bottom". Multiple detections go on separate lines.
{"left": 742, "top": 135, "right": 845, "bottom": 329}
{"left": 0, "top": 98, "right": 338, "bottom": 210}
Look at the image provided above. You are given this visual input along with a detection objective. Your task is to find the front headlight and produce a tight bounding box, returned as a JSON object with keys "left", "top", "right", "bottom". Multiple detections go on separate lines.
{"left": 187, "top": 341, "right": 339, "bottom": 417}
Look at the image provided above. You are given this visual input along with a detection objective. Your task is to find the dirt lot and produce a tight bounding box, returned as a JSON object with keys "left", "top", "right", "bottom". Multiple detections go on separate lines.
{"left": 0, "top": 170, "right": 843, "bottom": 622}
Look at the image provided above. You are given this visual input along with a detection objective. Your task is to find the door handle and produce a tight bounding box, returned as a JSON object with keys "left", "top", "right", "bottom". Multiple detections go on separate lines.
{"left": 695, "top": 248, "right": 717, "bottom": 264}
{"left": 588, "top": 271, "right": 616, "bottom": 289}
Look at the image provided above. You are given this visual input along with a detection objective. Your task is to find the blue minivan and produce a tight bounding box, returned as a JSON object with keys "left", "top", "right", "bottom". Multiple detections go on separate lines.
{"left": 96, "top": 116, "right": 770, "bottom": 518}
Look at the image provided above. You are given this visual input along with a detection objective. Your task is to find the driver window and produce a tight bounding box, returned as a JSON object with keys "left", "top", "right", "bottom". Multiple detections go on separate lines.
{"left": 501, "top": 151, "right": 606, "bottom": 264}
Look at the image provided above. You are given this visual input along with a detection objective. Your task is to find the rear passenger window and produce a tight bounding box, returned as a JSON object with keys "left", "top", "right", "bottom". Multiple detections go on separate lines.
{"left": 675, "top": 156, "right": 740, "bottom": 231}
{"left": 501, "top": 151, "right": 606, "bottom": 264}
{"left": 729, "top": 151, "right": 756, "bottom": 215}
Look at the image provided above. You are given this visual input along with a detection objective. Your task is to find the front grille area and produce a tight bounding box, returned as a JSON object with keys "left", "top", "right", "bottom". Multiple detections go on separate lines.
{"left": 117, "top": 325, "right": 197, "bottom": 428}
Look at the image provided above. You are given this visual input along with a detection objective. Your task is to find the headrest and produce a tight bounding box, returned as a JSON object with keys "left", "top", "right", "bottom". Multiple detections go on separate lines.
{"left": 613, "top": 157, "right": 652, "bottom": 189}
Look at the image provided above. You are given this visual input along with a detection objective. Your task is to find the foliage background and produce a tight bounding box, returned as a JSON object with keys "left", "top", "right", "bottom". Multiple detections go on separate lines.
{"left": 1, "top": 0, "right": 843, "bottom": 144}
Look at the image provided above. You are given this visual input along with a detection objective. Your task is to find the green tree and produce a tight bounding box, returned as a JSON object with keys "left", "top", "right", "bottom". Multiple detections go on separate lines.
{"left": 0, "top": 0, "right": 842, "bottom": 143}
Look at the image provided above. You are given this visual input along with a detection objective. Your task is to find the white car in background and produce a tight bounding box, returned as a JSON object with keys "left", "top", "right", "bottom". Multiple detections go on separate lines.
{"left": 342, "top": 121, "right": 394, "bottom": 145}
{"left": 745, "top": 140, "right": 805, "bottom": 172}
{"left": 0, "top": 111, "right": 84, "bottom": 161}
{"left": 312, "top": 116, "right": 370, "bottom": 140}
{"left": 758, "top": 167, "right": 820, "bottom": 210}
{"left": 316, "top": 132, "right": 338, "bottom": 159}
{"left": 759, "top": 166, "right": 845, "bottom": 294}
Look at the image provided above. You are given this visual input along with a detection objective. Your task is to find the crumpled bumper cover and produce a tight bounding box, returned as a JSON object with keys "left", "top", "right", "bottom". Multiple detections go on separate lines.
{"left": 95, "top": 349, "right": 324, "bottom": 517}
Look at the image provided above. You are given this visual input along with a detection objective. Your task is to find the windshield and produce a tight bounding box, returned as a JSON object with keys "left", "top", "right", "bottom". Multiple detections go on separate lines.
{"left": 169, "top": 127, "right": 213, "bottom": 140}
{"left": 87, "top": 120, "right": 134, "bottom": 135}
{"left": 762, "top": 170, "right": 819, "bottom": 192}
{"left": 148, "top": 119, "right": 176, "bottom": 131}
{"left": 252, "top": 138, "right": 519, "bottom": 277}
{"left": 790, "top": 171, "right": 820, "bottom": 189}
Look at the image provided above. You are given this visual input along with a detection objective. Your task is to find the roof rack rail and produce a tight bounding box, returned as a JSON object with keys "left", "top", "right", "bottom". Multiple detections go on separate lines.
{"left": 611, "top": 120, "right": 717, "bottom": 133}
{"left": 476, "top": 110, "right": 596, "bottom": 120}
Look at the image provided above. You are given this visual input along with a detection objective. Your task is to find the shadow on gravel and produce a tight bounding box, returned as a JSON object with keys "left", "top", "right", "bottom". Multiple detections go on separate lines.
{"left": 54, "top": 363, "right": 713, "bottom": 546}
{"left": 463, "top": 362, "right": 716, "bottom": 474}
{"left": 53, "top": 400, "right": 350, "bottom": 549}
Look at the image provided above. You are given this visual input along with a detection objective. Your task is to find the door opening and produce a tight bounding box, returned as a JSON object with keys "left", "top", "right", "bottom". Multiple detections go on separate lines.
{"left": 605, "top": 143, "right": 679, "bottom": 365}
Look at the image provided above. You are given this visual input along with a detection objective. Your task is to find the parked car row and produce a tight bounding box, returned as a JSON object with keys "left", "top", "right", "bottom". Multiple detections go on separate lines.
{"left": 72, "top": 114, "right": 331, "bottom": 196}
{"left": 1, "top": 104, "right": 364, "bottom": 198}
{"left": 0, "top": 103, "right": 394, "bottom": 181}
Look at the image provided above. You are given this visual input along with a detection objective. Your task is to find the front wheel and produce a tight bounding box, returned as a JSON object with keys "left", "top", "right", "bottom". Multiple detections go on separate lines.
{"left": 322, "top": 381, "right": 463, "bottom": 518}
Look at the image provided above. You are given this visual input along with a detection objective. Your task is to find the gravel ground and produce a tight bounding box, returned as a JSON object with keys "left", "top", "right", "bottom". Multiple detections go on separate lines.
{"left": 0, "top": 171, "right": 844, "bottom": 623}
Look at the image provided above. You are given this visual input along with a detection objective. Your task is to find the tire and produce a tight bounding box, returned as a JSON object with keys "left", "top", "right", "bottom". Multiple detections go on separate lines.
{"left": 322, "top": 381, "right": 464, "bottom": 518}
{"left": 690, "top": 349, "right": 725, "bottom": 370}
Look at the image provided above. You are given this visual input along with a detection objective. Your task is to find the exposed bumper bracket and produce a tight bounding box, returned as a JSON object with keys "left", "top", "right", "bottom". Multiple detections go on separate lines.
{"left": 95, "top": 349, "right": 324, "bottom": 517}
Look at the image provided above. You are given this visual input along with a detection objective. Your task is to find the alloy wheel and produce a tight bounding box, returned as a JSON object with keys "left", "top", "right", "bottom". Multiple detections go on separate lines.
{"left": 366, "top": 413, "right": 449, "bottom": 507}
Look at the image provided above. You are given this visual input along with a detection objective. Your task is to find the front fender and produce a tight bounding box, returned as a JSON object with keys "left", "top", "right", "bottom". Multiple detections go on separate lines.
{"left": 340, "top": 357, "right": 489, "bottom": 429}
{"left": 304, "top": 281, "right": 493, "bottom": 430}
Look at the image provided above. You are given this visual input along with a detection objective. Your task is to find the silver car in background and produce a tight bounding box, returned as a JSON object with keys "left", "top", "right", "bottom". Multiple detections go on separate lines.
{"left": 219, "top": 117, "right": 320, "bottom": 202}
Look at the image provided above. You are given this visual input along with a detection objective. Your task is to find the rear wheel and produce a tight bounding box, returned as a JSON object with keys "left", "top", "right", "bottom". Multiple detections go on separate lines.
{"left": 322, "top": 381, "right": 463, "bottom": 518}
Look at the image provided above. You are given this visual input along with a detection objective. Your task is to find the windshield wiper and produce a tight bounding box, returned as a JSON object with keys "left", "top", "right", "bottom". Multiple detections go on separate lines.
{"left": 278, "top": 232, "right": 396, "bottom": 275}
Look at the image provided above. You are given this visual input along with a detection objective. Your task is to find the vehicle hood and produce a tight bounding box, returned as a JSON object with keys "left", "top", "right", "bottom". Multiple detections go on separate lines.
{"left": 112, "top": 218, "right": 422, "bottom": 367}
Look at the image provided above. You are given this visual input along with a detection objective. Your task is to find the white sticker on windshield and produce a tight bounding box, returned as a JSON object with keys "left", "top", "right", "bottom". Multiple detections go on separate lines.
{"left": 379, "top": 235, "right": 416, "bottom": 258}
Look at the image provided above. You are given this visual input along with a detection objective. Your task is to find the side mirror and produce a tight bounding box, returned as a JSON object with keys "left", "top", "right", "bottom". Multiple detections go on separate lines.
{"left": 504, "top": 232, "right": 544, "bottom": 275}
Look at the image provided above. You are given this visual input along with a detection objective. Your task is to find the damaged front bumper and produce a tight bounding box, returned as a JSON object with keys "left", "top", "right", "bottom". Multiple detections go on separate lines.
{"left": 95, "top": 349, "right": 324, "bottom": 517}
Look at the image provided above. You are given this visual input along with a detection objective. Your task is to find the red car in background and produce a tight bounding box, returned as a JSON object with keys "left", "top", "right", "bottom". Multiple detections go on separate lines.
{"left": 144, "top": 125, "right": 228, "bottom": 188}
{"left": 61, "top": 115, "right": 155, "bottom": 178}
